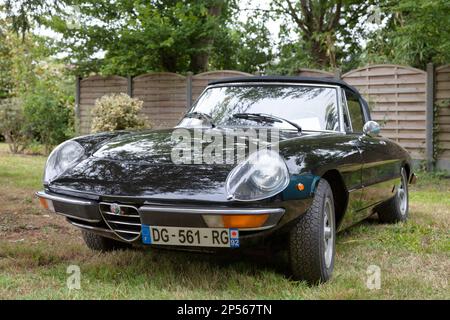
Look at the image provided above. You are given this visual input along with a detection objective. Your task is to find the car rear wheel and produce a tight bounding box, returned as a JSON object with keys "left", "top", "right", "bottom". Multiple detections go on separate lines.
{"left": 377, "top": 167, "right": 409, "bottom": 223}
{"left": 81, "top": 230, "right": 131, "bottom": 252}
{"left": 288, "top": 179, "right": 335, "bottom": 284}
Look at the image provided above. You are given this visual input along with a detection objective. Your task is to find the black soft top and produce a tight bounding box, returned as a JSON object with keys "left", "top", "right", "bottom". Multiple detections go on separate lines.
{"left": 208, "top": 75, "right": 371, "bottom": 121}
{"left": 209, "top": 75, "right": 361, "bottom": 97}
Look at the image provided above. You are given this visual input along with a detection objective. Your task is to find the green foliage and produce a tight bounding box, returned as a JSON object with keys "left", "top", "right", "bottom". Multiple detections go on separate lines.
{"left": 0, "top": 98, "right": 30, "bottom": 154}
{"left": 91, "top": 93, "right": 149, "bottom": 133}
{"left": 269, "top": 0, "right": 377, "bottom": 72}
{"left": 23, "top": 84, "right": 74, "bottom": 153}
{"left": 363, "top": 0, "right": 450, "bottom": 69}
{"left": 0, "top": 30, "right": 75, "bottom": 154}
{"left": 2, "top": 0, "right": 449, "bottom": 78}
{"left": 0, "top": 28, "right": 14, "bottom": 99}
{"left": 212, "top": 14, "right": 274, "bottom": 73}
{"left": 267, "top": 39, "right": 315, "bottom": 75}
{"left": 44, "top": 0, "right": 239, "bottom": 75}
{"left": 0, "top": 30, "right": 60, "bottom": 96}
{"left": 1, "top": 0, "right": 64, "bottom": 37}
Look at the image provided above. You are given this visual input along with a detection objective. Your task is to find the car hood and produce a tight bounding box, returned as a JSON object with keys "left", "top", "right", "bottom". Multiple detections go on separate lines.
{"left": 49, "top": 128, "right": 331, "bottom": 202}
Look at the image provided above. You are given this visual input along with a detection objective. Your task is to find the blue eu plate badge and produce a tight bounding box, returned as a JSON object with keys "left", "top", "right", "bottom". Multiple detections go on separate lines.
{"left": 141, "top": 225, "right": 151, "bottom": 244}
{"left": 229, "top": 228, "right": 240, "bottom": 248}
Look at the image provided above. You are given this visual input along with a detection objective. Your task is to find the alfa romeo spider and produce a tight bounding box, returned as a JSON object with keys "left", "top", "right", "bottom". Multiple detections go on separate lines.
{"left": 37, "top": 76, "right": 416, "bottom": 283}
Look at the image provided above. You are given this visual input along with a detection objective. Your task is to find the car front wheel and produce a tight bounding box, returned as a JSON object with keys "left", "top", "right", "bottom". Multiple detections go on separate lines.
{"left": 288, "top": 178, "right": 335, "bottom": 284}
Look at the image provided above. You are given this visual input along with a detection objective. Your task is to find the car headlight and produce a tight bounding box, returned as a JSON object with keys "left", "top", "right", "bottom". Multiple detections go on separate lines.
{"left": 226, "top": 149, "right": 289, "bottom": 201}
{"left": 44, "top": 140, "right": 85, "bottom": 184}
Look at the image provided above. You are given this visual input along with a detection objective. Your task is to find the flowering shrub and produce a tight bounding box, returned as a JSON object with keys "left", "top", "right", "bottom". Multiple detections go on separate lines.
{"left": 91, "top": 93, "right": 149, "bottom": 133}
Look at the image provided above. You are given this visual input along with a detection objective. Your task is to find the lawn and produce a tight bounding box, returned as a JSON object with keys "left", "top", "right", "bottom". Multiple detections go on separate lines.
{"left": 0, "top": 142, "right": 448, "bottom": 299}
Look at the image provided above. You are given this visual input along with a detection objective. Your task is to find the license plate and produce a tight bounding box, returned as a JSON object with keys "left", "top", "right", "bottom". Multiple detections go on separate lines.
{"left": 141, "top": 225, "right": 239, "bottom": 248}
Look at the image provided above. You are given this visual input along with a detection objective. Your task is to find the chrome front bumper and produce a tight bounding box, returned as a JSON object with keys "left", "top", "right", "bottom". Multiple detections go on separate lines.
{"left": 36, "top": 191, "right": 286, "bottom": 243}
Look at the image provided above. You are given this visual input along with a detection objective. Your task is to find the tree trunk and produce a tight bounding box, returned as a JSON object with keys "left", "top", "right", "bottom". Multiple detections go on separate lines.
{"left": 189, "top": 38, "right": 213, "bottom": 73}
{"left": 189, "top": 3, "right": 223, "bottom": 73}
{"left": 280, "top": 0, "right": 342, "bottom": 69}
{"left": 161, "top": 52, "right": 178, "bottom": 73}
{"left": 308, "top": 37, "right": 329, "bottom": 67}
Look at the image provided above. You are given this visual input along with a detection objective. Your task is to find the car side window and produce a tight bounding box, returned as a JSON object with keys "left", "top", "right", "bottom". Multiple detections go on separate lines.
{"left": 345, "top": 89, "right": 365, "bottom": 133}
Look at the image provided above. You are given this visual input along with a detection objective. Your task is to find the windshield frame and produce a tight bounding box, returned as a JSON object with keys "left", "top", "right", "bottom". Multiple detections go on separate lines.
{"left": 183, "top": 82, "right": 345, "bottom": 133}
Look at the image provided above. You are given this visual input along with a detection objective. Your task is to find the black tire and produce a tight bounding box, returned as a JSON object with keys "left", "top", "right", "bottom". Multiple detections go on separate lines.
{"left": 288, "top": 179, "right": 336, "bottom": 284}
{"left": 377, "top": 167, "right": 409, "bottom": 223}
{"left": 81, "top": 230, "right": 131, "bottom": 252}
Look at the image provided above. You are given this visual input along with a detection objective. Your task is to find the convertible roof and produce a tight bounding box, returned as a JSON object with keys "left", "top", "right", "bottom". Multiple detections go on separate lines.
{"left": 208, "top": 76, "right": 361, "bottom": 97}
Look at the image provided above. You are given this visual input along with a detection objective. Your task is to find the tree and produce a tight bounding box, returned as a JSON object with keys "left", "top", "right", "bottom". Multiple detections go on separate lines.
{"left": 363, "top": 0, "right": 450, "bottom": 69}
{"left": 0, "top": 29, "right": 74, "bottom": 153}
{"left": 0, "top": 28, "right": 56, "bottom": 96}
{"left": 1, "top": 0, "right": 63, "bottom": 37}
{"left": 0, "top": 24, "right": 14, "bottom": 99}
{"left": 211, "top": 13, "right": 274, "bottom": 73}
{"left": 0, "top": 98, "right": 29, "bottom": 153}
{"left": 43, "top": 0, "right": 238, "bottom": 75}
{"left": 271, "top": 0, "right": 378, "bottom": 70}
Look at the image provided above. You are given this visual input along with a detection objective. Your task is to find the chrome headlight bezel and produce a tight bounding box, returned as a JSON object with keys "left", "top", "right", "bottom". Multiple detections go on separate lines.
{"left": 43, "top": 140, "right": 85, "bottom": 184}
{"left": 225, "top": 149, "right": 290, "bottom": 201}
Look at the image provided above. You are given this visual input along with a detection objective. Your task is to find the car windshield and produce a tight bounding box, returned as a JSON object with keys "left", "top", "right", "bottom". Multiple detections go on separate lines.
{"left": 178, "top": 84, "right": 340, "bottom": 131}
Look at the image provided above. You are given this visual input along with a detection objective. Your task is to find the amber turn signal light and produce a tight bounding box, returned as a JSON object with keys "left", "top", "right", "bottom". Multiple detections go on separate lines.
{"left": 38, "top": 197, "right": 54, "bottom": 212}
{"left": 39, "top": 197, "right": 49, "bottom": 210}
{"left": 296, "top": 183, "right": 305, "bottom": 191}
{"left": 222, "top": 214, "right": 269, "bottom": 229}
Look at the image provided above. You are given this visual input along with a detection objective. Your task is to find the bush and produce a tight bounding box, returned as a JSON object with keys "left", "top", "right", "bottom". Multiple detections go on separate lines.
{"left": 91, "top": 93, "right": 149, "bottom": 133}
{"left": 23, "top": 85, "right": 74, "bottom": 154}
{"left": 0, "top": 98, "right": 30, "bottom": 153}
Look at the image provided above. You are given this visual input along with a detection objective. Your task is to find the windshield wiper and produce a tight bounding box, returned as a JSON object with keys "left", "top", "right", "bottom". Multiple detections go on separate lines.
{"left": 232, "top": 113, "right": 302, "bottom": 132}
{"left": 184, "top": 112, "right": 215, "bottom": 128}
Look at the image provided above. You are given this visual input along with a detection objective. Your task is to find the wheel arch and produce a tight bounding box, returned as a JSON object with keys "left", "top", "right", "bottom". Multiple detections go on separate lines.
{"left": 320, "top": 169, "right": 349, "bottom": 229}
{"left": 403, "top": 162, "right": 411, "bottom": 179}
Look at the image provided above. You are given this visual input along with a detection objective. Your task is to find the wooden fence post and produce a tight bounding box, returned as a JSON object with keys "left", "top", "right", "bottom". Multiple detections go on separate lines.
{"left": 127, "top": 76, "right": 133, "bottom": 97}
{"left": 334, "top": 68, "right": 342, "bottom": 79}
{"left": 74, "top": 76, "right": 81, "bottom": 136}
{"left": 426, "top": 63, "right": 435, "bottom": 171}
{"left": 186, "top": 71, "right": 193, "bottom": 110}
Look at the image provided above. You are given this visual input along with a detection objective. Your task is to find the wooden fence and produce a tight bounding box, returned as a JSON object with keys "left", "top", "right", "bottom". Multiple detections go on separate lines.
{"left": 343, "top": 65, "right": 428, "bottom": 161}
{"left": 76, "top": 70, "right": 251, "bottom": 134}
{"left": 435, "top": 65, "right": 450, "bottom": 169}
{"left": 76, "top": 64, "right": 450, "bottom": 170}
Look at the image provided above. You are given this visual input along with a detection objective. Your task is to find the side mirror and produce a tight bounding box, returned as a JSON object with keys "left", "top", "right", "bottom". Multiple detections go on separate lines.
{"left": 363, "top": 121, "right": 381, "bottom": 137}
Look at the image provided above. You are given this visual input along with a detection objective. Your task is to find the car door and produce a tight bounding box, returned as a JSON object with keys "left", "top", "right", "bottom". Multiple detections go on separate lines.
{"left": 334, "top": 88, "right": 365, "bottom": 230}
{"left": 344, "top": 89, "right": 402, "bottom": 210}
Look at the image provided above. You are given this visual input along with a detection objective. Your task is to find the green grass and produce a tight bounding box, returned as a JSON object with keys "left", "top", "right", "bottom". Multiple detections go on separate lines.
{"left": 0, "top": 142, "right": 448, "bottom": 299}
{"left": 0, "top": 143, "right": 46, "bottom": 189}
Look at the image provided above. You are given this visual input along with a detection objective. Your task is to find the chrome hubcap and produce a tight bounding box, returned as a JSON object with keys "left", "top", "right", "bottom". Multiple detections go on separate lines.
{"left": 397, "top": 169, "right": 408, "bottom": 216}
{"left": 323, "top": 197, "right": 334, "bottom": 268}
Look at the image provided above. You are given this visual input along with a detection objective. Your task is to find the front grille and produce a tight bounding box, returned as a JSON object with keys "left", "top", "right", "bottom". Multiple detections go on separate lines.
{"left": 99, "top": 203, "right": 141, "bottom": 241}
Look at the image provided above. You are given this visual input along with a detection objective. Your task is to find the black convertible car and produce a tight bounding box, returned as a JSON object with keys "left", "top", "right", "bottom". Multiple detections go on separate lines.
{"left": 37, "top": 76, "right": 416, "bottom": 283}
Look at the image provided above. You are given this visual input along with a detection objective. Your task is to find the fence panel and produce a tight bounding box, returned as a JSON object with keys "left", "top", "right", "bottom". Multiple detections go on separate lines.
{"left": 435, "top": 65, "right": 450, "bottom": 163}
{"left": 79, "top": 75, "right": 128, "bottom": 135}
{"left": 132, "top": 73, "right": 187, "bottom": 129}
{"left": 343, "top": 65, "right": 427, "bottom": 160}
{"left": 296, "top": 68, "right": 334, "bottom": 78}
{"left": 191, "top": 70, "right": 252, "bottom": 103}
